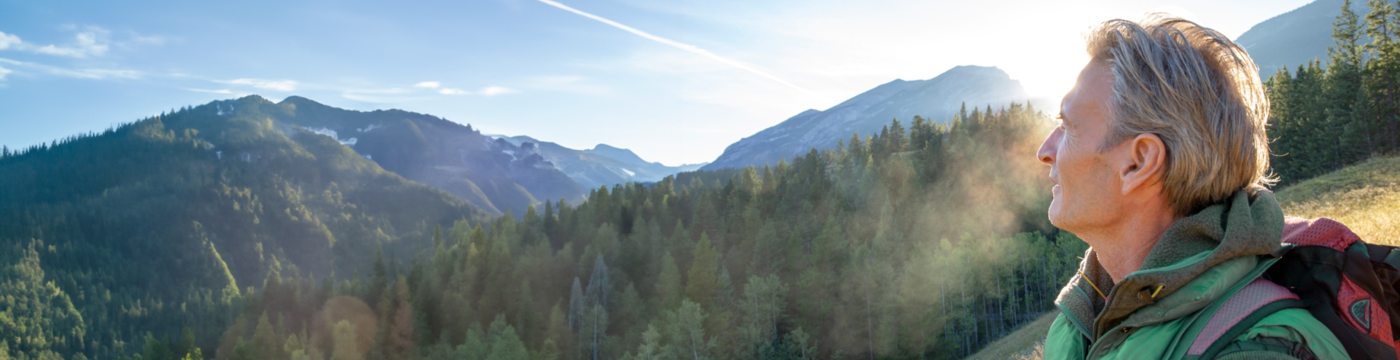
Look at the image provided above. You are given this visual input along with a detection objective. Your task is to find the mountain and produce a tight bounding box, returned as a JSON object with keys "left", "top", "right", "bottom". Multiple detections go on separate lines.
{"left": 500, "top": 135, "right": 708, "bottom": 190}
{"left": 702, "top": 65, "right": 1029, "bottom": 170}
{"left": 0, "top": 96, "right": 492, "bottom": 358}
{"left": 265, "top": 96, "right": 586, "bottom": 216}
{"left": 1235, "top": 0, "right": 1367, "bottom": 76}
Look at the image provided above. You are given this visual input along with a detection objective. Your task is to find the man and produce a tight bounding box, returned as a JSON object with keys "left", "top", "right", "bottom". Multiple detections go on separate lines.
{"left": 1037, "top": 15, "right": 1350, "bottom": 360}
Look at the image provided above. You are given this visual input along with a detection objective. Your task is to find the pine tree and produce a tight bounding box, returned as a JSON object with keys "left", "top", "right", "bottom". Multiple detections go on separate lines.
{"left": 684, "top": 233, "right": 721, "bottom": 311}
{"left": 1327, "top": 0, "right": 1369, "bottom": 168}
{"left": 545, "top": 303, "right": 572, "bottom": 360}
{"left": 632, "top": 325, "right": 663, "bottom": 360}
{"left": 586, "top": 255, "right": 612, "bottom": 310}
{"left": 666, "top": 300, "right": 715, "bottom": 360}
{"left": 582, "top": 255, "right": 612, "bottom": 360}
{"left": 655, "top": 253, "right": 683, "bottom": 311}
{"left": 1367, "top": 0, "right": 1400, "bottom": 153}
{"left": 488, "top": 315, "right": 530, "bottom": 360}
{"left": 569, "top": 277, "right": 585, "bottom": 333}
{"left": 252, "top": 312, "right": 282, "bottom": 360}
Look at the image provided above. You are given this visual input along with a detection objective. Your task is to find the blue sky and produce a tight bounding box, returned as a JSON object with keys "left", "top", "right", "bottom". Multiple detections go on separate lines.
{"left": 0, "top": 0, "right": 1312, "bottom": 165}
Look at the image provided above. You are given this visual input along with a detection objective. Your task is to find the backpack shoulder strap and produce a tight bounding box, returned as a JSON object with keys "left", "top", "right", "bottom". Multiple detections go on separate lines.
{"left": 1188, "top": 278, "right": 1306, "bottom": 359}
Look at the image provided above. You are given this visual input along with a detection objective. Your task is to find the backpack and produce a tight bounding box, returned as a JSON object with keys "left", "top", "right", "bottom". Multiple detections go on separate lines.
{"left": 1186, "top": 217, "right": 1400, "bottom": 359}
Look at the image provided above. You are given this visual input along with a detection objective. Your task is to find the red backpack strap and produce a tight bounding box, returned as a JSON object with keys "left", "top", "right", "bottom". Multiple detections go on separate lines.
{"left": 1187, "top": 278, "right": 1304, "bottom": 358}
{"left": 1282, "top": 216, "right": 1359, "bottom": 248}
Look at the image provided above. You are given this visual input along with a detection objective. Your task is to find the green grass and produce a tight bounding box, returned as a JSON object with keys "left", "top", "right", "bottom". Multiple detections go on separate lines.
{"left": 1275, "top": 155, "right": 1400, "bottom": 245}
{"left": 965, "top": 311, "right": 1057, "bottom": 360}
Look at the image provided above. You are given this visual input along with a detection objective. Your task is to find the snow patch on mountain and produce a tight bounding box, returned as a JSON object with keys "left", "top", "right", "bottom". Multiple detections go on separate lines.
{"left": 308, "top": 127, "right": 359, "bottom": 146}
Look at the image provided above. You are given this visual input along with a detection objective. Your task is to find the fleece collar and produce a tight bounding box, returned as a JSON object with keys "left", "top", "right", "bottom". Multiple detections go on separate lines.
{"left": 1054, "top": 188, "right": 1286, "bottom": 339}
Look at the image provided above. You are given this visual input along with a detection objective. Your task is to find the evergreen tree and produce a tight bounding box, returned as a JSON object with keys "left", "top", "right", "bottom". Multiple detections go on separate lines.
{"left": 655, "top": 253, "right": 683, "bottom": 311}
{"left": 251, "top": 312, "right": 282, "bottom": 360}
{"left": 1327, "top": 0, "right": 1369, "bottom": 167}
{"left": 569, "top": 278, "right": 585, "bottom": 333}
{"left": 684, "top": 233, "right": 721, "bottom": 312}
{"left": 487, "top": 316, "right": 530, "bottom": 360}
{"left": 665, "top": 300, "right": 714, "bottom": 360}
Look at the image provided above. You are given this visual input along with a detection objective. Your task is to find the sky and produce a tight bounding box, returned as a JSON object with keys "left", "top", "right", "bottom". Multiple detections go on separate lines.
{"left": 0, "top": 0, "right": 1314, "bottom": 166}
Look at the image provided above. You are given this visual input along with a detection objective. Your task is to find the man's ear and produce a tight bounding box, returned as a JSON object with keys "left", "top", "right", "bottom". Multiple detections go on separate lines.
{"left": 1120, "top": 133, "right": 1167, "bottom": 195}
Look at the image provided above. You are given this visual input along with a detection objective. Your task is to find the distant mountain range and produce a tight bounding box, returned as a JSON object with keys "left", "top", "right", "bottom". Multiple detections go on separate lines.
{"left": 703, "top": 65, "right": 1030, "bottom": 170}
{"left": 0, "top": 97, "right": 494, "bottom": 306}
{"left": 498, "top": 135, "right": 707, "bottom": 191}
{"left": 228, "top": 96, "right": 579, "bottom": 216}
{"left": 252, "top": 96, "right": 696, "bottom": 216}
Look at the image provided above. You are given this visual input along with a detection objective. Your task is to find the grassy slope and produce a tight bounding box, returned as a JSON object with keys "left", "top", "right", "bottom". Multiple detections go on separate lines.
{"left": 965, "top": 311, "right": 1057, "bottom": 360}
{"left": 1275, "top": 155, "right": 1400, "bottom": 244}
{"left": 967, "top": 155, "right": 1400, "bottom": 360}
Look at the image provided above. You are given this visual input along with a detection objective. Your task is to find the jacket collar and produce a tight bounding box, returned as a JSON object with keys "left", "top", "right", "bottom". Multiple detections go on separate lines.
{"left": 1054, "top": 188, "right": 1285, "bottom": 339}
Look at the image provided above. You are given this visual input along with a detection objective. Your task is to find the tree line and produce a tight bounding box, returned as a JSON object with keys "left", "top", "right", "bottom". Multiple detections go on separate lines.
{"left": 1265, "top": 0, "right": 1400, "bottom": 185}
{"left": 199, "top": 102, "right": 1089, "bottom": 360}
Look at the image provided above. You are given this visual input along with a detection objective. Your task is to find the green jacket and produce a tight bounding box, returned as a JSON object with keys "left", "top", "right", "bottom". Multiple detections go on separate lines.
{"left": 1044, "top": 189, "right": 1350, "bottom": 360}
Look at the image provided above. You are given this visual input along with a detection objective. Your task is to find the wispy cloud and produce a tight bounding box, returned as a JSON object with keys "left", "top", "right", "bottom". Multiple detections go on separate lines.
{"left": 127, "top": 33, "right": 170, "bottom": 46}
{"left": 0, "top": 57, "right": 140, "bottom": 79}
{"left": 222, "top": 78, "right": 298, "bottom": 91}
{"left": 35, "top": 31, "right": 108, "bottom": 57}
{"left": 414, "top": 81, "right": 440, "bottom": 89}
{"left": 439, "top": 86, "right": 518, "bottom": 96}
{"left": 0, "top": 32, "right": 20, "bottom": 50}
{"left": 536, "top": 0, "right": 810, "bottom": 94}
{"left": 0, "top": 66, "right": 11, "bottom": 80}
{"left": 0, "top": 28, "right": 111, "bottom": 58}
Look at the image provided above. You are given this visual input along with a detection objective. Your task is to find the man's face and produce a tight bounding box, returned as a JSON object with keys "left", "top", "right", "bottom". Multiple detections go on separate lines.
{"left": 1037, "top": 60, "right": 1125, "bottom": 233}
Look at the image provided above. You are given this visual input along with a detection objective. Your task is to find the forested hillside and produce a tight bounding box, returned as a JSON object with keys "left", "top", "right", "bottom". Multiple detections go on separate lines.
{"left": 234, "top": 96, "right": 585, "bottom": 217}
{"left": 192, "top": 102, "right": 1089, "bottom": 360}
{"left": 1265, "top": 0, "right": 1400, "bottom": 185}
{"left": 0, "top": 101, "right": 492, "bottom": 360}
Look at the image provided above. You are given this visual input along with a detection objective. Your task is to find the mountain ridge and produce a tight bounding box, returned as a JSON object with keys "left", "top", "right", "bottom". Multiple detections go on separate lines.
{"left": 703, "top": 65, "right": 1030, "bottom": 171}
{"left": 1235, "top": 0, "right": 1376, "bottom": 76}
{"left": 498, "top": 135, "right": 707, "bottom": 190}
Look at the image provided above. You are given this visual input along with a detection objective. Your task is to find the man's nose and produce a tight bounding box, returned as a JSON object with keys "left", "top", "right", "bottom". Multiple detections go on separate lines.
{"left": 1037, "top": 128, "right": 1060, "bottom": 165}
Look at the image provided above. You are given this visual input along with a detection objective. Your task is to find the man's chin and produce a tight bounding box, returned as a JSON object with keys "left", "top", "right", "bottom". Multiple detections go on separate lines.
{"left": 1046, "top": 201, "right": 1066, "bottom": 228}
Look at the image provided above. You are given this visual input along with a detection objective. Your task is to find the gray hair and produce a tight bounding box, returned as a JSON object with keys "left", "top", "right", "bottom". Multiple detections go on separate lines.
{"left": 1087, "top": 14, "right": 1274, "bottom": 216}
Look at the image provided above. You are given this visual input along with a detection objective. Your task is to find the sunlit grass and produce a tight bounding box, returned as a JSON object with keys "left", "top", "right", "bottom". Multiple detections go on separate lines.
{"left": 1275, "top": 155, "right": 1400, "bottom": 245}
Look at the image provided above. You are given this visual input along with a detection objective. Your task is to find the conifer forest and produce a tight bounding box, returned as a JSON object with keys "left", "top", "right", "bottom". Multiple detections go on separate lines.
{"left": 4, "top": 0, "right": 1399, "bottom": 359}
{"left": 0, "top": 100, "right": 1094, "bottom": 360}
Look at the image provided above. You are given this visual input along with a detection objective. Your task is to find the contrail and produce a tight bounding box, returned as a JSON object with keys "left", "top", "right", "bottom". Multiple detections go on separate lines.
{"left": 537, "top": 0, "right": 811, "bottom": 94}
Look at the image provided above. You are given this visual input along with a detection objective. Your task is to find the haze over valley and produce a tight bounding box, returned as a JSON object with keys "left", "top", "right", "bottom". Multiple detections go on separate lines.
{"left": 0, "top": 1, "right": 1382, "bottom": 360}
